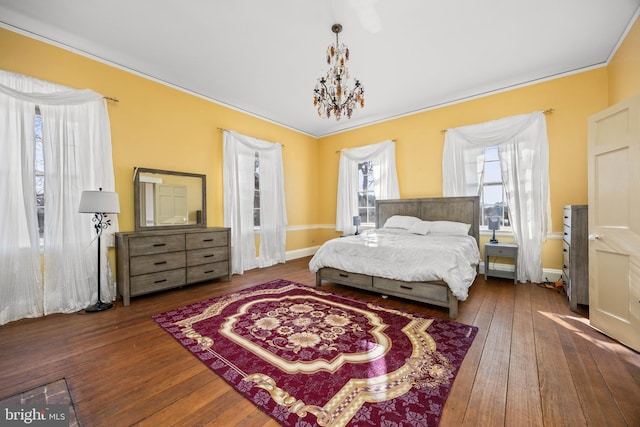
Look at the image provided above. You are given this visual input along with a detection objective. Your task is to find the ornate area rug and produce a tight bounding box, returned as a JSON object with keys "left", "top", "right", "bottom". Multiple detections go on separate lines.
{"left": 153, "top": 280, "right": 478, "bottom": 426}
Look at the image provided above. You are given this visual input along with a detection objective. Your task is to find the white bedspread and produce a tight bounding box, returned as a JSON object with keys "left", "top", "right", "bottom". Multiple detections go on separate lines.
{"left": 309, "top": 229, "right": 480, "bottom": 300}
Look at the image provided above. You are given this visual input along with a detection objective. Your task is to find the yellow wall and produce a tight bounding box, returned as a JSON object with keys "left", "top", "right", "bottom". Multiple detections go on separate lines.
{"left": 608, "top": 17, "right": 640, "bottom": 104}
{"left": 0, "top": 27, "right": 322, "bottom": 253}
{"left": 2, "top": 14, "right": 640, "bottom": 273}
{"left": 318, "top": 69, "right": 609, "bottom": 268}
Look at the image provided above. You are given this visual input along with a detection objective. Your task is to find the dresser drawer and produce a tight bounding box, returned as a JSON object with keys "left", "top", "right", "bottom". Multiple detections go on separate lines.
{"left": 187, "top": 246, "right": 228, "bottom": 267}
{"left": 130, "top": 252, "right": 186, "bottom": 276}
{"left": 187, "top": 261, "right": 229, "bottom": 283}
{"left": 130, "top": 268, "right": 186, "bottom": 296}
{"left": 116, "top": 227, "right": 231, "bottom": 306}
{"left": 373, "top": 277, "right": 448, "bottom": 303}
{"left": 186, "top": 231, "right": 228, "bottom": 250}
{"left": 563, "top": 226, "right": 571, "bottom": 244}
{"left": 129, "top": 234, "right": 185, "bottom": 256}
{"left": 321, "top": 268, "right": 372, "bottom": 288}
{"left": 563, "top": 206, "right": 572, "bottom": 228}
{"left": 562, "top": 241, "right": 570, "bottom": 269}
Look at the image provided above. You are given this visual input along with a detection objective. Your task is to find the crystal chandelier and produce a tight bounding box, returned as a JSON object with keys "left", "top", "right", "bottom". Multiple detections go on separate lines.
{"left": 313, "top": 24, "right": 365, "bottom": 120}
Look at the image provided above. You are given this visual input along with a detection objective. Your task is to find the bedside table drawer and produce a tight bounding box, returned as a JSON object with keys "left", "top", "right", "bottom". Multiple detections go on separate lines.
{"left": 485, "top": 244, "right": 517, "bottom": 257}
{"left": 485, "top": 243, "right": 518, "bottom": 283}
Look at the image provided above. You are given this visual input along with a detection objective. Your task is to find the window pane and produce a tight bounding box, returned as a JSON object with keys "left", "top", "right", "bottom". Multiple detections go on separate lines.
{"left": 254, "top": 153, "right": 260, "bottom": 226}
{"left": 35, "top": 113, "right": 44, "bottom": 238}
{"left": 485, "top": 146, "right": 499, "bottom": 161}
{"left": 482, "top": 184, "right": 503, "bottom": 205}
{"left": 484, "top": 161, "right": 501, "bottom": 182}
{"left": 356, "top": 160, "right": 376, "bottom": 224}
{"left": 480, "top": 146, "right": 511, "bottom": 229}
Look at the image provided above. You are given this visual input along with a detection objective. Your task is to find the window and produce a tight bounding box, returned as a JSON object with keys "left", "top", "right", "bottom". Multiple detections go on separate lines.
{"left": 357, "top": 160, "right": 375, "bottom": 224}
{"left": 35, "top": 109, "right": 45, "bottom": 241}
{"left": 253, "top": 152, "right": 260, "bottom": 227}
{"left": 480, "top": 146, "right": 510, "bottom": 228}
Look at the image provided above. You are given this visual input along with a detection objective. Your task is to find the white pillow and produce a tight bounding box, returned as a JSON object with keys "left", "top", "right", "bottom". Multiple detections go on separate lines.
{"left": 383, "top": 215, "right": 422, "bottom": 230}
{"left": 429, "top": 220, "right": 471, "bottom": 236}
{"left": 407, "top": 220, "right": 433, "bottom": 235}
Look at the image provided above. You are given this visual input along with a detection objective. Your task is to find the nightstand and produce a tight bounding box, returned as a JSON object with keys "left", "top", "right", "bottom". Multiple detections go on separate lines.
{"left": 484, "top": 242, "right": 518, "bottom": 283}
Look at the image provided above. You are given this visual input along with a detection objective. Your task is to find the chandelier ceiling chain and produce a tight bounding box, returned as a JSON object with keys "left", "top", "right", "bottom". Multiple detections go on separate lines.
{"left": 313, "top": 23, "right": 365, "bottom": 121}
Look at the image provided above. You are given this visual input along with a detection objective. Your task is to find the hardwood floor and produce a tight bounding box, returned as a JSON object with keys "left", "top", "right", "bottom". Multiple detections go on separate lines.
{"left": 1, "top": 256, "right": 639, "bottom": 426}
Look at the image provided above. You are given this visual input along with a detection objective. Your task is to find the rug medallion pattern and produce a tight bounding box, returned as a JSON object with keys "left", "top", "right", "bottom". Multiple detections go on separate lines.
{"left": 154, "top": 280, "right": 477, "bottom": 426}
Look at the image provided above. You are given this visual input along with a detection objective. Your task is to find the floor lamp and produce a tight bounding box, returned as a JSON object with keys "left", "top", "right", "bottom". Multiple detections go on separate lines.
{"left": 79, "top": 188, "right": 120, "bottom": 312}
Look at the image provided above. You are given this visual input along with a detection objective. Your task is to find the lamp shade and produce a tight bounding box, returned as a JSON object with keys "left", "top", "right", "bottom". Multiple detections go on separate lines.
{"left": 79, "top": 190, "right": 120, "bottom": 214}
{"left": 487, "top": 216, "right": 501, "bottom": 231}
{"left": 353, "top": 216, "right": 361, "bottom": 226}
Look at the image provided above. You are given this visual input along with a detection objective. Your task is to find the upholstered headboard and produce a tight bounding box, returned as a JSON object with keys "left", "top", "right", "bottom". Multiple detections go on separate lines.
{"left": 375, "top": 196, "right": 480, "bottom": 245}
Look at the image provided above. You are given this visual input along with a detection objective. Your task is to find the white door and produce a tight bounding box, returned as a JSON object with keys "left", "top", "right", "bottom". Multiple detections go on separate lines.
{"left": 588, "top": 95, "right": 640, "bottom": 352}
{"left": 155, "top": 184, "right": 188, "bottom": 225}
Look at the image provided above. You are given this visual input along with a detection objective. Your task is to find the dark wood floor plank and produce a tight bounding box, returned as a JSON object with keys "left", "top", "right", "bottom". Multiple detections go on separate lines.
{"left": 1, "top": 256, "right": 639, "bottom": 427}
{"left": 440, "top": 278, "right": 498, "bottom": 426}
{"left": 530, "top": 284, "right": 588, "bottom": 426}
{"left": 463, "top": 280, "right": 514, "bottom": 425}
{"left": 506, "top": 283, "right": 543, "bottom": 427}
{"left": 547, "top": 292, "right": 638, "bottom": 426}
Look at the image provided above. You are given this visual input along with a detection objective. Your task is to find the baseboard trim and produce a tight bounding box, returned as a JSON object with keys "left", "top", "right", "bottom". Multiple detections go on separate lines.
{"left": 285, "top": 246, "right": 320, "bottom": 261}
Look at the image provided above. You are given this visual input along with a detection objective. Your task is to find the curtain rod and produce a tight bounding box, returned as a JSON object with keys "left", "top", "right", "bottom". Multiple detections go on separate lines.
{"left": 103, "top": 96, "right": 119, "bottom": 103}
{"left": 440, "top": 108, "right": 554, "bottom": 134}
{"left": 335, "top": 139, "right": 398, "bottom": 153}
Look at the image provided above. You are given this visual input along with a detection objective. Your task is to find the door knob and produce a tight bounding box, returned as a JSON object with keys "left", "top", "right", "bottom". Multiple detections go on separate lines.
{"left": 588, "top": 234, "right": 600, "bottom": 241}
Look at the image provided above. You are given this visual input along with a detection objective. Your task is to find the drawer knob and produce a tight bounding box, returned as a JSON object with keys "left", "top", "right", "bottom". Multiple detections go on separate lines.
{"left": 154, "top": 261, "right": 167, "bottom": 265}
{"left": 204, "top": 254, "right": 214, "bottom": 258}
{"left": 204, "top": 270, "right": 215, "bottom": 274}
{"left": 153, "top": 243, "right": 166, "bottom": 247}
{"left": 339, "top": 273, "right": 349, "bottom": 278}
{"left": 203, "top": 238, "right": 214, "bottom": 242}
{"left": 400, "top": 285, "right": 413, "bottom": 291}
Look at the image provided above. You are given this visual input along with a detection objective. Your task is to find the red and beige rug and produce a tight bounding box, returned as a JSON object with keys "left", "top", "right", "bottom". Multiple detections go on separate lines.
{"left": 153, "top": 280, "right": 477, "bottom": 426}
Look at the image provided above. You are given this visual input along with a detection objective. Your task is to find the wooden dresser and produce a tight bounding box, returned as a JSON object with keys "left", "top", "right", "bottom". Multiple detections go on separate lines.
{"left": 562, "top": 205, "right": 588, "bottom": 311}
{"left": 116, "top": 227, "right": 231, "bottom": 306}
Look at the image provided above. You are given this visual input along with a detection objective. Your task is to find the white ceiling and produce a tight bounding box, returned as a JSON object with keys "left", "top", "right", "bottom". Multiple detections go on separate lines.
{"left": 1, "top": 0, "right": 639, "bottom": 137}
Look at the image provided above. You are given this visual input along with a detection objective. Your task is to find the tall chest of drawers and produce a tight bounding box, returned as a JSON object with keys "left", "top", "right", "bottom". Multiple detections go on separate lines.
{"left": 116, "top": 227, "right": 231, "bottom": 306}
{"left": 562, "top": 205, "right": 588, "bottom": 311}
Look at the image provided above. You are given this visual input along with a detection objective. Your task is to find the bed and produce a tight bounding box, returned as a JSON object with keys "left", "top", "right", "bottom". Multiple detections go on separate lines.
{"left": 310, "top": 196, "right": 480, "bottom": 318}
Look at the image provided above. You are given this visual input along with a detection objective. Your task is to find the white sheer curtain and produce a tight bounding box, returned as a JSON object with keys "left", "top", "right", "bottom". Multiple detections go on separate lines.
{"left": 0, "top": 69, "right": 116, "bottom": 325}
{"left": 442, "top": 111, "right": 551, "bottom": 283}
{"left": 223, "top": 130, "right": 287, "bottom": 274}
{"left": 336, "top": 140, "right": 400, "bottom": 233}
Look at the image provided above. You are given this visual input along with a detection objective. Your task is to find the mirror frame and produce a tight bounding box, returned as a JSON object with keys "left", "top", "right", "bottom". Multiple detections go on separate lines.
{"left": 134, "top": 167, "right": 207, "bottom": 231}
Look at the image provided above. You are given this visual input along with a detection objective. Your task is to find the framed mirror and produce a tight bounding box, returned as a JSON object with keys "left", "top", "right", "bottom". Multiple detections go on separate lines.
{"left": 134, "top": 167, "right": 206, "bottom": 231}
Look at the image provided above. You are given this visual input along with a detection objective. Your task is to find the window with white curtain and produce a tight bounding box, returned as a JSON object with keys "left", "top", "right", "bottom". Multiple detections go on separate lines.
{"left": 442, "top": 111, "right": 551, "bottom": 283}
{"left": 0, "top": 69, "right": 117, "bottom": 325}
{"left": 223, "top": 130, "right": 287, "bottom": 274}
{"left": 336, "top": 140, "right": 399, "bottom": 234}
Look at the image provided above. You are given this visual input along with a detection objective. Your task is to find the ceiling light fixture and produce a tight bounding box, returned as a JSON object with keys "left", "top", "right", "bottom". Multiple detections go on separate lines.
{"left": 313, "top": 24, "right": 365, "bottom": 120}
